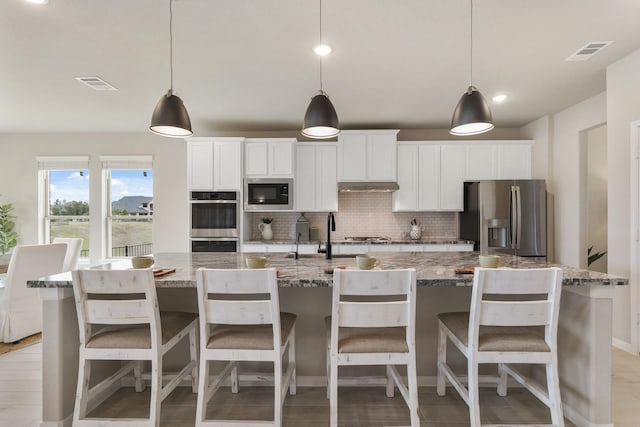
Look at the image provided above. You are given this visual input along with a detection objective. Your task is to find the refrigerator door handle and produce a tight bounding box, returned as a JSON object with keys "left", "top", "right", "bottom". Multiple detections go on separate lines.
{"left": 510, "top": 185, "right": 517, "bottom": 249}
{"left": 515, "top": 185, "right": 522, "bottom": 249}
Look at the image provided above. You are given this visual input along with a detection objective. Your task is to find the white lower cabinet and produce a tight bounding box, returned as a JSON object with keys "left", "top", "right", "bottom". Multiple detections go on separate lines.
{"left": 334, "top": 244, "right": 369, "bottom": 255}
{"left": 242, "top": 244, "right": 268, "bottom": 253}
{"left": 242, "top": 242, "right": 474, "bottom": 253}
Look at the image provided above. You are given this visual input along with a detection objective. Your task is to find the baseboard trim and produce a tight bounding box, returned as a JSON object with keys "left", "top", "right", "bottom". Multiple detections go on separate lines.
{"left": 612, "top": 337, "right": 634, "bottom": 353}
{"left": 563, "top": 404, "right": 613, "bottom": 427}
{"left": 40, "top": 412, "right": 72, "bottom": 427}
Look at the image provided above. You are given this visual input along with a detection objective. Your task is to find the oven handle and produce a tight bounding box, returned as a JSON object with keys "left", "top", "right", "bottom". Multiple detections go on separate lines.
{"left": 190, "top": 200, "right": 238, "bottom": 204}
{"left": 190, "top": 237, "right": 239, "bottom": 241}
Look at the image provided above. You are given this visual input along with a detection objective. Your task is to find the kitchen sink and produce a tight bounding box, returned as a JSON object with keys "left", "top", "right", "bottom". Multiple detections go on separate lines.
{"left": 285, "top": 253, "right": 356, "bottom": 259}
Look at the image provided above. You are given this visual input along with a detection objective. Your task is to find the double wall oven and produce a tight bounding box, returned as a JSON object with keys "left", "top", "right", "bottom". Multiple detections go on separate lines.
{"left": 190, "top": 191, "right": 239, "bottom": 252}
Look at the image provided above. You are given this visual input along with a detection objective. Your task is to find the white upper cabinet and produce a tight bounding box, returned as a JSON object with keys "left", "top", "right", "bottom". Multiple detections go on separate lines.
{"left": 295, "top": 142, "right": 338, "bottom": 212}
{"left": 440, "top": 145, "right": 466, "bottom": 211}
{"left": 337, "top": 130, "right": 399, "bottom": 181}
{"left": 213, "top": 140, "right": 243, "bottom": 190}
{"left": 464, "top": 144, "right": 498, "bottom": 181}
{"left": 463, "top": 140, "right": 533, "bottom": 181}
{"left": 187, "top": 138, "right": 243, "bottom": 191}
{"left": 392, "top": 143, "right": 440, "bottom": 211}
{"left": 244, "top": 138, "right": 295, "bottom": 178}
{"left": 497, "top": 142, "right": 533, "bottom": 179}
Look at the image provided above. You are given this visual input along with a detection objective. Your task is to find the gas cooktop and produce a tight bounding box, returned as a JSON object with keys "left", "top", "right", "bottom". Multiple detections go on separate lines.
{"left": 343, "top": 236, "right": 392, "bottom": 242}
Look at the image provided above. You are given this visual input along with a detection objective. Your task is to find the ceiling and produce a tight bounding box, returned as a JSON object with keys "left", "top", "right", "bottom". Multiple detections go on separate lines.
{"left": 1, "top": 0, "right": 640, "bottom": 136}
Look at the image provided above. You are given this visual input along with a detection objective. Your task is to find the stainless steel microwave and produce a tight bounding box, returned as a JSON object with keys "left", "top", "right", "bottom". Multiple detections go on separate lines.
{"left": 244, "top": 178, "right": 293, "bottom": 211}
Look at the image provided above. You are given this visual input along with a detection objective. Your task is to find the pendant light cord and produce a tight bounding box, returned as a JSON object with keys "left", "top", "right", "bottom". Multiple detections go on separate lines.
{"left": 469, "top": 0, "right": 473, "bottom": 88}
{"left": 319, "top": 0, "right": 323, "bottom": 93}
{"left": 169, "top": 0, "right": 174, "bottom": 93}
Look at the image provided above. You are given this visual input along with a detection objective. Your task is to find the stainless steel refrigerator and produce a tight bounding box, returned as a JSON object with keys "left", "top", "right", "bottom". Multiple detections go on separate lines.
{"left": 459, "top": 180, "right": 546, "bottom": 258}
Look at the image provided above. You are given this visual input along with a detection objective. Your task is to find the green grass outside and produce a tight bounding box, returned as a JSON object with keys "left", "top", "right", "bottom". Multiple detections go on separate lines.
{"left": 51, "top": 218, "right": 152, "bottom": 255}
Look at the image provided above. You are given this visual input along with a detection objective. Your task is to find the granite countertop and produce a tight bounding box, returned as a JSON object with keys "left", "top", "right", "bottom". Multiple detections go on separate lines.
{"left": 243, "top": 240, "right": 474, "bottom": 245}
{"left": 28, "top": 251, "right": 628, "bottom": 289}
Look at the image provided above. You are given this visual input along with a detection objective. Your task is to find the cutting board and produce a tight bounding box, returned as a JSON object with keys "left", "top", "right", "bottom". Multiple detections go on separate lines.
{"left": 153, "top": 268, "right": 176, "bottom": 277}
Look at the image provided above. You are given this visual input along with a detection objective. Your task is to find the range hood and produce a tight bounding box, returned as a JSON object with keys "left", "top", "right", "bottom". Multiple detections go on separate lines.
{"left": 338, "top": 181, "right": 399, "bottom": 192}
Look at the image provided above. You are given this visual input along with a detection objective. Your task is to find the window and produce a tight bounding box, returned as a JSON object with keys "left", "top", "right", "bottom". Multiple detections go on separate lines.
{"left": 102, "top": 156, "right": 154, "bottom": 258}
{"left": 38, "top": 157, "right": 90, "bottom": 256}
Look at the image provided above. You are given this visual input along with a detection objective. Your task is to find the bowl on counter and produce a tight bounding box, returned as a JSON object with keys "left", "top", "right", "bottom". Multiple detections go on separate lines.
{"left": 132, "top": 256, "right": 154, "bottom": 269}
{"left": 246, "top": 256, "right": 268, "bottom": 269}
{"left": 478, "top": 255, "right": 500, "bottom": 268}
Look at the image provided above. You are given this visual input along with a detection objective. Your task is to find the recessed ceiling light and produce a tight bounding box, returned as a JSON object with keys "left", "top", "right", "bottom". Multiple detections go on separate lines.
{"left": 313, "top": 44, "right": 332, "bottom": 56}
{"left": 25, "top": 0, "right": 49, "bottom": 4}
{"left": 492, "top": 94, "right": 508, "bottom": 103}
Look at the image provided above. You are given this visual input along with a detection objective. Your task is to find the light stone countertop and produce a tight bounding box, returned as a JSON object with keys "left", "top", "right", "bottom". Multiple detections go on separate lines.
{"left": 28, "top": 251, "right": 628, "bottom": 289}
{"left": 243, "top": 239, "right": 474, "bottom": 245}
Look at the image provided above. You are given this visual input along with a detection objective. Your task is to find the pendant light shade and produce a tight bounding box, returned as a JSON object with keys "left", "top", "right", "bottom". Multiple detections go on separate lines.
{"left": 449, "top": 0, "right": 494, "bottom": 136}
{"left": 450, "top": 86, "right": 494, "bottom": 136}
{"left": 149, "top": 0, "right": 192, "bottom": 138}
{"left": 302, "top": 91, "right": 340, "bottom": 139}
{"left": 302, "top": 0, "right": 340, "bottom": 139}
{"left": 150, "top": 90, "right": 192, "bottom": 137}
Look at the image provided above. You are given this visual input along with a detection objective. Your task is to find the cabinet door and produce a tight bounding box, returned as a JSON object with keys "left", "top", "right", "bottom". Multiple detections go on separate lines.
{"left": 244, "top": 142, "right": 268, "bottom": 176}
{"left": 269, "top": 141, "right": 294, "bottom": 177}
{"left": 418, "top": 145, "right": 441, "bottom": 210}
{"left": 213, "top": 141, "right": 242, "bottom": 190}
{"left": 316, "top": 144, "right": 338, "bottom": 211}
{"left": 187, "top": 141, "right": 214, "bottom": 190}
{"left": 368, "top": 133, "right": 397, "bottom": 181}
{"left": 295, "top": 145, "right": 316, "bottom": 211}
{"left": 498, "top": 144, "right": 532, "bottom": 179}
{"left": 440, "top": 145, "right": 465, "bottom": 211}
{"left": 338, "top": 134, "right": 367, "bottom": 181}
{"left": 393, "top": 144, "right": 419, "bottom": 211}
{"left": 465, "top": 144, "right": 498, "bottom": 180}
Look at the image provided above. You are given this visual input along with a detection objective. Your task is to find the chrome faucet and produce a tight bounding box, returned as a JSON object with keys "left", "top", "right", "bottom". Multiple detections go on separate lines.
{"left": 290, "top": 232, "right": 302, "bottom": 260}
{"left": 317, "top": 212, "right": 336, "bottom": 260}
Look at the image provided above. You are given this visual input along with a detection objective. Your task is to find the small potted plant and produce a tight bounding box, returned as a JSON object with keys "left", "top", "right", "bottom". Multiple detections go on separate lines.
{"left": 0, "top": 200, "right": 18, "bottom": 255}
{"left": 259, "top": 217, "right": 273, "bottom": 240}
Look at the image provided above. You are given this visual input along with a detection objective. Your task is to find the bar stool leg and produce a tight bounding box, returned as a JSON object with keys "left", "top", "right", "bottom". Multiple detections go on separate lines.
{"left": 468, "top": 358, "right": 481, "bottom": 427}
{"left": 497, "top": 362, "right": 508, "bottom": 396}
{"left": 436, "top": 322, "right": 447, "bottom": 396}
{"left": 547, "top": 357, "right": 565, "bottom": 427}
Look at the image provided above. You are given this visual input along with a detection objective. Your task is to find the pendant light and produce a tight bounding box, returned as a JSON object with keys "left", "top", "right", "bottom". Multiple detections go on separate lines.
{"left": 150, "top": 0, "right": 193, "bottom": 138}
{"left": 450, "top": 0, "right": 494, "bottom": 136}
{"left": 302, "top": 0, "right": 340, "bottom": 139}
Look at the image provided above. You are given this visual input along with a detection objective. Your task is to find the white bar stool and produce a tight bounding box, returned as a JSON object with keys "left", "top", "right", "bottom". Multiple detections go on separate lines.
{"left": 327, "top": 268, "right": 420, "bottom": 427}
{"left": 71, "top": 268, "right": 199, "bottom": 426}
{"left": 437, "top": 267, "right": 564, "bottom": 427}
{"left": 195, "top": 267, "right": 296, "bottom": 426}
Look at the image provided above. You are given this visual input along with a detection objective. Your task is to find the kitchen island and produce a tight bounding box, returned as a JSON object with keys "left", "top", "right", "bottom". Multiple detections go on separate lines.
{"left": 30, "top": 252, "right": 626, "bottom": 427}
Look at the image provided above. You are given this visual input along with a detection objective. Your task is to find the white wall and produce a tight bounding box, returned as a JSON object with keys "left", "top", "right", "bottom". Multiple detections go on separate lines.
{"left": 521, "top": 115, "right": 552, "bottom": 181}
{"left": 0, "top": 133, "right": 189, "bottom": 258}
{"left": 606, "top": 48, "right": 640, "bottom": 348}
{"left": 586, "top": 125, "right": 608, "bottom": 273}
{"left": 552, "top": 93, "right": 607, "bottom": 268}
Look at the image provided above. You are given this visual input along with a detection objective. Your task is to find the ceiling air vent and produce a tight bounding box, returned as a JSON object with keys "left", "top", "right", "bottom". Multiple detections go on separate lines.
{"left": 565, "top": 41, "right": 613, "bottom": 61}
{"left": 74, "top": 76, "right": 118, "bottom": 91}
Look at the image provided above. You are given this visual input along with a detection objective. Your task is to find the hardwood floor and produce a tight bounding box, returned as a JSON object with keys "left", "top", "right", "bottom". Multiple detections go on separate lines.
{"left": 0, "top": 344, "right": 637, "bottom": 426}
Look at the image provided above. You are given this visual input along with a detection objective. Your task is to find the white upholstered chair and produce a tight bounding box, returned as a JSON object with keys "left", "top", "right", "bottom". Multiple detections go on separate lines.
{"left": 0, "top": 243, "right": 66, "bottom": 343}
{"left": 436, "top": 267, "right": 564, "bottom": 427}
{"left": 195, "top": 268, "right": 296, "bottom": 426}
{"left": 71, "top": 268, "right": 198, "bottom": 426}
{"left": 52, "top": 237, "right": 83, "bottom": 271}
{"left": 327, "top": 268, "right": 420, "bottom": 427}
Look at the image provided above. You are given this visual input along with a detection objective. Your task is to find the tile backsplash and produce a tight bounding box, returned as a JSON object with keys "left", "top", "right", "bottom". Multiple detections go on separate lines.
{"left": 248, "top": 192, "right": 458, "bottom": 241}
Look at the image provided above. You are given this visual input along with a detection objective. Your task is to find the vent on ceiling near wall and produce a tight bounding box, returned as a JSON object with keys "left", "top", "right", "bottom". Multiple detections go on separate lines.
{"left": 74, "top": 76, "right": 118, "bottom": 91}
{"left": 565, "top": 41, "right": 613, "bottom": 61}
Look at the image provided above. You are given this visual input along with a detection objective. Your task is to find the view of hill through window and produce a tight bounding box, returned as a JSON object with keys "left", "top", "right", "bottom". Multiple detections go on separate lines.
{"left": 50, "top": 169, "right": 153, "bottom": 257}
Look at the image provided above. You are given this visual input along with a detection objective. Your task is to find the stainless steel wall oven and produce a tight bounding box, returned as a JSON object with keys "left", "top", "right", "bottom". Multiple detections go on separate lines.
{"left": 190, "top": 191, "right": 239, "bottom": 252}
